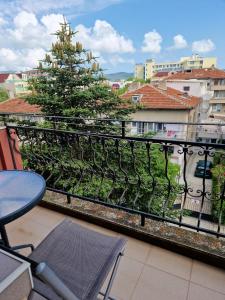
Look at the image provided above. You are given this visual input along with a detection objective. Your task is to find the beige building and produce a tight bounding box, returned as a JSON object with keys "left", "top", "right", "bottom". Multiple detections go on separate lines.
{"left": 121, "top": 84, "right": 200, "bottom": 140}
{"left": 135, "top": 54, "right": 217, "bottom": 81}
{"left": 167, "top": 68, "right": 225, "bottom": 121}
{"left": 134, "top": 64, "right": 145, "bottom": 80}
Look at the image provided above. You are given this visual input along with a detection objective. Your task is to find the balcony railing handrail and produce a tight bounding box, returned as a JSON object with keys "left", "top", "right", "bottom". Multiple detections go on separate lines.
{"left": 6, "top": 124, "right": 225, "bottom": 148}
{"left": 1, "top": 112, "right": 225, "bottom": 127}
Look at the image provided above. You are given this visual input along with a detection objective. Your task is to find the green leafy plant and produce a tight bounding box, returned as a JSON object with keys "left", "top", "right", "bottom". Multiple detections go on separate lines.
{"left": 0, "top": 87, "right": 8, "bottom": 102}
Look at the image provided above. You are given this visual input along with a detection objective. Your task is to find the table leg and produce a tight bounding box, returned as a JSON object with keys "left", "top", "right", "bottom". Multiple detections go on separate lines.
{"left": 0, "top": 225, "right": 10, "bottom": 247}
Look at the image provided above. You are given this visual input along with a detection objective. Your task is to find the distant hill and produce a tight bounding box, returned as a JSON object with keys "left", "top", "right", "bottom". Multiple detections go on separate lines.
{"left": 105, "top": 72, "right": 133, "bottom": 81}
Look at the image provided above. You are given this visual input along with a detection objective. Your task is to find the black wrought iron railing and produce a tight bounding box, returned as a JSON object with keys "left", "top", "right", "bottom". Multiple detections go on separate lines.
{"left": 6, "top": 123, "right": 225, "bottom": 238}
{"left": 1, "top": 112, "right": 225, "bottom": 143}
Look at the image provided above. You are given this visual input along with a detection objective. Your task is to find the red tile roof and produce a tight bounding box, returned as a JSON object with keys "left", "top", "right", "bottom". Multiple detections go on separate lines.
{"left": 167, "top": 68, "right": 225, "bottom": 80}
{"left": 0, "top": 98, "right": 41, "bottom": 114}
{"left": 121, "top": 84, "right": 200, "bottom": 110}
{"left": 153, "top": 71, "right": 170, "bottom": 78}
{"left": 0, "top": 74, "right": 10, "bottom": 83}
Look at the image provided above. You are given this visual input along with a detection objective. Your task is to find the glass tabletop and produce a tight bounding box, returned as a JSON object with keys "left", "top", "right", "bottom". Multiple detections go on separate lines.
{"left": 0, "top": 170, "right": 46, "bottom": 225}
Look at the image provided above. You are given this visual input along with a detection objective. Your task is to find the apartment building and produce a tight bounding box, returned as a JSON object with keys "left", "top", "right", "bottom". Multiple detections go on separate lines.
{"left": 166, "top": 79, "right": 213, "bottom": 120}
{"left": 0, "top": 73, "right": 29, "bottom": 98}
{"left": 135, "top": 54, "right": 217, "bottom": 80}
{"left": 121, "top": 84, "right": 200, "bottom": 140}
{"left": 134, "top": 64, "right": 145, "bottom": 80}
{"left": 167, "top": 68, "right": 225, "bottom": 121}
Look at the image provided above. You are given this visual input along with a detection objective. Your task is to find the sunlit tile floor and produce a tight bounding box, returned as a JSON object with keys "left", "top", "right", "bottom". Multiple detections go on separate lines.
{"left": 5, "top": 206, "right": 225, "bottom": 300}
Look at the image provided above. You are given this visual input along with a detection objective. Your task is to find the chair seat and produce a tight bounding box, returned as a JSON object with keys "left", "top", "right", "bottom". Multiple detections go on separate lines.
{"left": 29, "top": 219, "right": 126, "bottom": 300}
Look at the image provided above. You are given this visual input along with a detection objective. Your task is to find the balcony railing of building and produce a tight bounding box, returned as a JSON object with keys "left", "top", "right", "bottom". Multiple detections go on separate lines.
{"left": 3, "top": 115, "right": 225, "bottom": 239}
{"left": 0, "top": 112, "right": 225, "bottom": 143}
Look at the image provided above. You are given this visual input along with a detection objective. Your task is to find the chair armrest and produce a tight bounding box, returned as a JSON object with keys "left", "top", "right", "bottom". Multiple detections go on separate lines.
{"left": 35, "top": 262, "right": 80, "bottom": 300}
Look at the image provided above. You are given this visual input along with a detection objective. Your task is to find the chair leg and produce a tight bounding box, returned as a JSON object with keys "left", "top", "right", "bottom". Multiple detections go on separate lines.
{"left": 0, "top": 225, "right": 10, "bottom": 247}
{"left": 11, "top": 244, "right": 34, "bottom": 252}
{"left": 102, "top": 252, "right": 124, "bottom": 300}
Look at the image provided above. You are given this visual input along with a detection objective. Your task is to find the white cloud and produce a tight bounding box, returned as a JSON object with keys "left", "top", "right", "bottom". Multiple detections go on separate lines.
{"left": 0, "top": 10, "right": 134, "bottom": 71}
{"left": 169, "top": 34, "right": 187, "bottom": 50}
{"left": 0, "top": 48, "right": 17, "bottom": 63}
{"left": 0, "top": 17, "right": 6, "bottom": 26}
{"left": 192, "top": 39, "right": 215, "bottom": 53}
{"left": 41, "top": 14, "right": 64, "bottom": 34}
{"left": 0, "top": 11, "right": 65, "bottom": 70}
{"left": 6, "top": 12, "right": 64, "bottom": 49}
{"left": 142, "top": 30, "right": 162, "bottom": 53}
{"left": 14, "top": 11, "right": 38, "bottom": 28}
{"left": 0, "top": 48, "right": 46, "bottom": 71}
{"left": 75, "top": 20, "right": 135, "bottom": 54}
{"left": 109, "top": 55, "right": 135, "bottom": 66}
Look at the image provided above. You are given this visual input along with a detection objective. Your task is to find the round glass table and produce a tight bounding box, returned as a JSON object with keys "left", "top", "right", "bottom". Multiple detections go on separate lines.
{"left": 0, "top": 170, "right": 46, "bottom": 248}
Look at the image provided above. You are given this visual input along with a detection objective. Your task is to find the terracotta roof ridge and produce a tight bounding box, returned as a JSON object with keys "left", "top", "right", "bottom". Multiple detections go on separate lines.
{"left": 0, "top": 98, "right": 14, "bottom": 105}
{"left": 120, "top": 84, "right": 150, "bottom": 97}
{"left": 155, "top": 86, "right": 191, "bottom": 108}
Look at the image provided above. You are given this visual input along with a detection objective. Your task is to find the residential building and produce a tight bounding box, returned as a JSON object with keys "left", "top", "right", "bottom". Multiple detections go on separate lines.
{"left": 196, "top": 117, "right": 225, "bottom": 144}
{"left": 167, "top": 68, "right": 225, "bottom": 121}
{"left": 152, "top": 71, "right": 170, "bottom": 82}
{"left": 0, "top": 73, "right": 29, "bottom": 98}
{"left": 166, "top": 79, "right": 213, "bottom": 120}
{"left": 121, "top": 84, "right": 200, "bottom": 141}
{"left": 209, "top": 79, "right": 225, "bottom": 120}
{"left": 0, "top": 98, "right": 41, "bottom": 123}
{"left": 134, "top": 63, "right": 145, "bottom": 80}
{"left": 134, "top": 54, "right": 217, "bottom": 80}
{"left": 22, "top": 69, "right": 44, "bottom": 79}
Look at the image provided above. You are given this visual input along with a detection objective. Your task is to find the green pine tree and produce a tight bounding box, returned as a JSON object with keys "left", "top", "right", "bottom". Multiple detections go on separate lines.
{"left": 26, "top": 19, "right": 133, "bottom": 121}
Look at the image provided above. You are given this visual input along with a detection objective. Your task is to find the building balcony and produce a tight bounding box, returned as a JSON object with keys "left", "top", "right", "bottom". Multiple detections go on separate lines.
{"left": 210, "top": 84, "right": 225, "bottom": 91}
{"left": 1, "top": 116, "right": 225, "bottom": 299}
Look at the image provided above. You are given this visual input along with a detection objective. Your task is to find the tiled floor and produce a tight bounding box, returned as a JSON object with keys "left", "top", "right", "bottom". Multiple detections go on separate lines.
{"left": 5, "top": 206, "right": 225, "bottom": 300}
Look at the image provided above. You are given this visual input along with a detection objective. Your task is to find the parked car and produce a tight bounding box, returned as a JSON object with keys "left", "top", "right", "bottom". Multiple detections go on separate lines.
{"left": 194, "top": 160, "right": 213, "bottom": 179}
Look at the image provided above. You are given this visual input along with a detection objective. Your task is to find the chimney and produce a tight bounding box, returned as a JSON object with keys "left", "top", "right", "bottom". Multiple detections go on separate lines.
{"left": 157, "top": 80, "right": 167, "bottom": 90}
{"left": 128, "top": 82, "right": 142, "bottom": 92}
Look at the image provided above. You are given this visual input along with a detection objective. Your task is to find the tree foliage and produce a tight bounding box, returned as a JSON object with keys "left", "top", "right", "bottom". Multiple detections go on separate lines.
{"left": 20, "top": 130, "right": 180, "bottom": 218}
{"left": 0, "top": 88, "right": 8, "bottom": 102}
{"left": 26, "top": 20, "right": 133, "bottom": 120}
{"left": 212, "top": 151, "right": 225, "bottom": 223}
{"left": 22, "top": 20, "right": 181, "bottom": 219}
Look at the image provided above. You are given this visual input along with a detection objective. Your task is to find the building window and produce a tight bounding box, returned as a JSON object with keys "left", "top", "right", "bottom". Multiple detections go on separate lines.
{"left": 183, "top": 86, "right": 190, "bottom": 91}
{"left": 137, "top": 122, "right": 145, "bottom": 135}
{"left": 156, "top": 123, "right": 164, "bottom": 131}
{"left": 147, "top": 123, "right": 154, "bottom": 131}
{"left": 214, "top": 91, "right": 225, "bottom": 98}
{"left": 132, "top": 95, "right": 140, "bottom": 103}
{"left": 132, "top": 122, "right": 137, "bottom": 127}
{"left": 212, "top": 104, "right": 222, "bottom": 112}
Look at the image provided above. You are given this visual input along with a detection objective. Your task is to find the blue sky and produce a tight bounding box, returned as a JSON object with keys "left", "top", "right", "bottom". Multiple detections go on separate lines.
{"left": 0, "top": 0, "right": 224, "bottom": 73}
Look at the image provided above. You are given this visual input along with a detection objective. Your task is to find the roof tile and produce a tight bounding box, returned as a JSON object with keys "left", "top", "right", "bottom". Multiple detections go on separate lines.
{"left": 0, "top": 98, "right": 41, "bottom": 114}
{"left": 121, "top": 84, "right": 200, "bottom": 110}
{"left": 167, "top": 68, "right": 225, "bottom": 80}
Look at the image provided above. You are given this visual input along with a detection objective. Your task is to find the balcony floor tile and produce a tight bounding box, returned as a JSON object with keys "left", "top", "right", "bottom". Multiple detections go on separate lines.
{"left": 131, "top": 265, "right": 189, "bottom": 300}
{"left": 188, "top": 283, "right": 225, "bottom": 300}
{"left": 4, "top": 206, "right": 225, "bottom": 300}
{"left": 191, "top": 261, "right": 225, "bottom": 294}
{"left": 146, "top": 245, "right": 193, "bottom": 280}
